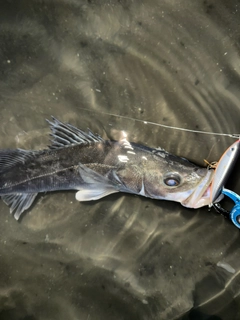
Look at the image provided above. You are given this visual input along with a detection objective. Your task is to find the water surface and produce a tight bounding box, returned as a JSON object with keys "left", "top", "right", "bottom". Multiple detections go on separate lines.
{"left": 0, "top": 1, "right": 240, "bottom": 319}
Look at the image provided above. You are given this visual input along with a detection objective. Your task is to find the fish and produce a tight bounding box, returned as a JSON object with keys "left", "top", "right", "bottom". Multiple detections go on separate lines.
{"left": 0, "top": 117, "right": 217, "bottom": 220}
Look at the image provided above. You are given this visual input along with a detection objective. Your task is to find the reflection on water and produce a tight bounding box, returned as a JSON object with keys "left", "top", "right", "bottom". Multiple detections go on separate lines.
{"left": 0, "top": 0, "right": 240, "bottom": 319}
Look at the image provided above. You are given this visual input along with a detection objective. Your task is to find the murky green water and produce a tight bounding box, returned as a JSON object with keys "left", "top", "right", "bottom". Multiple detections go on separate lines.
{"left": 0, "top": 1, "right": 240, "bottom": 319}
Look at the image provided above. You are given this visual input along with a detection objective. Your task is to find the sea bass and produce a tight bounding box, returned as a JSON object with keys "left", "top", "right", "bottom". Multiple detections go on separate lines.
{"left": 0, "top": 117, "right": 216, "bottom": 220}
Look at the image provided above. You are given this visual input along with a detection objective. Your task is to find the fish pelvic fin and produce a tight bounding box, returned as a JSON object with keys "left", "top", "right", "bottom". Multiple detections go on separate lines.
{"left": 2, "top": 193, "right": 38, "bottom": 220}
{"left": 76, "top": 188, "right": 118, "bottom": 201}
{"left": 46, "top": 116, "right": 104, "bottom": 149}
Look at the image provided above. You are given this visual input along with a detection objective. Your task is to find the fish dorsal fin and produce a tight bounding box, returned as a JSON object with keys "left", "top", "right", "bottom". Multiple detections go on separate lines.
{"left": 47, "top": 117, "right": 104, "bottom": 149}
{"left": 0, "top": 149, "right": 36, "bottom": 173}
{"left": 2, "top": 193, "right": 38, "bottom": 220}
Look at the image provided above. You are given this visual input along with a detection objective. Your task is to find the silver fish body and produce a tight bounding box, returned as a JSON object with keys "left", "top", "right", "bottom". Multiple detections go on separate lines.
{"left": 0, "top": 117, "right": 215, "bottom": 220}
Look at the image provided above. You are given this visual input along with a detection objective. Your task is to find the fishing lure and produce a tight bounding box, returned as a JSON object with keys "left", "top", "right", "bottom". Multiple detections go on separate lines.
{"left": 211, "top": 139, "right": 240, "bottom": 228}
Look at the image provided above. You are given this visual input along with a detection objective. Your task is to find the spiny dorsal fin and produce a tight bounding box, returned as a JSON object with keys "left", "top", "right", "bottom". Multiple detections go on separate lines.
{"left": 0, "top": 149, "right": 36, "bottom": 173}
{"left": 47, "top": 117, "right": 104, "bottom": 149}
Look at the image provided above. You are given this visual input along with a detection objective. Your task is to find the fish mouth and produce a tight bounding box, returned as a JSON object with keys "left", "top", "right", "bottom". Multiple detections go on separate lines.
{"left": 181, "top": 169, "right": 215, "bottom": 209}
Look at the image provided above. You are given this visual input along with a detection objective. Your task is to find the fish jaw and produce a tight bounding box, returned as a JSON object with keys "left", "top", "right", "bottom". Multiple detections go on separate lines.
{"left": 181, "top": 169, "right": 215, "bottom": 208}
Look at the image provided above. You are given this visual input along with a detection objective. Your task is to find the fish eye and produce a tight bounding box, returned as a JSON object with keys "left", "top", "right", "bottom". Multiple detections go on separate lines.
{"left": 163, "top": 174, "right": 181, "bottom": 187}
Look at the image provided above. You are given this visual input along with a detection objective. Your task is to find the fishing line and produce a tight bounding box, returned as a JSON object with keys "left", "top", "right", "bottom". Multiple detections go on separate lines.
{"left": 78, "top": 107, "right": 240, "bottom": 139}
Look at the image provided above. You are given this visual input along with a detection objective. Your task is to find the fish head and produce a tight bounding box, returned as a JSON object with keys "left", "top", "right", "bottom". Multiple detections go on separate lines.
{"left": 143, "top": 152, "right": 216, "bottom": 209}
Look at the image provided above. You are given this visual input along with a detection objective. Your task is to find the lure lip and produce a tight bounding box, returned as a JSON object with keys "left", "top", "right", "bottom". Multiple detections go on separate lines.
{"left": 210, "top": 139, "right": 240, "bottom": 204}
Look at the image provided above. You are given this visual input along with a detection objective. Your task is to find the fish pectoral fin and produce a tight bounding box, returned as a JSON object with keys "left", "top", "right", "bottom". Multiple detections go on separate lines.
{"left": 78, "top": 163, "right": 113, "bottom": 184}
{"left": 2, "top": 193, "right": 38, "bottom": 220}
{"left": 76, "top": 187, "right": 118, "bottom": 201}
{"left": 77, "top": 164, "right": 120, "bottom": 201}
